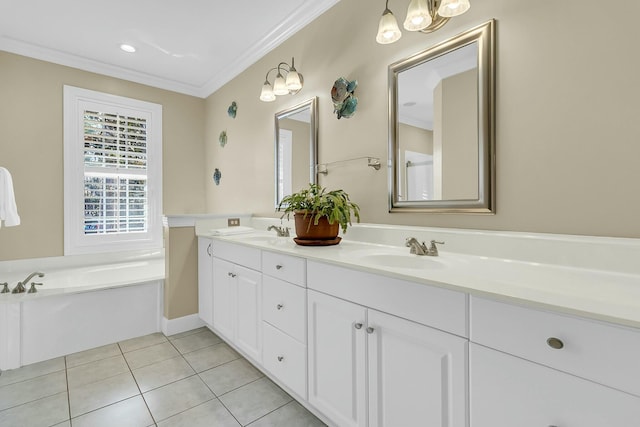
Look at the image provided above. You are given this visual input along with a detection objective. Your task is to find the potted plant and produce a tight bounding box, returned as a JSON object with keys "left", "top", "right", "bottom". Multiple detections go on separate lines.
{"left": 278, "top": 183, "right": 360, "bottom": 245}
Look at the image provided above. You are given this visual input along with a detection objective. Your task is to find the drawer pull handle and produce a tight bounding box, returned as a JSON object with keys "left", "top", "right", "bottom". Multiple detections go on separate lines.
{"left": 354, "top": 323, "right": 363, "bottom": 330}
{"left": 276, "top": 264, "right": 283, "bottom": 270}
{"left": 228, "top": 272, "right": 236, "bottom": 278}
{"left": 276, "top": 304, "right": 284, "bottom": 310}
{"left": 207, "top": 243, "right": 212, "bottom": 256}
{"left": 277, "top": 356, "right": 284, "bottom": 362}
{"left": 366, "top": 327, "right": 375, "bottom": 334}
{"left": 546, "top": 337, "right": 564, "bottom": 350}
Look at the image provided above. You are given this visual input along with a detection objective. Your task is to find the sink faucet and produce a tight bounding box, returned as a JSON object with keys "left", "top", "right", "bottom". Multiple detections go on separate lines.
{"left": 267, "top": 225, "right": 290, "bottom": 237}
{"left": 405, "top": 238, "right": 444, "bottom": 256}
{"left": 12, "top": 272, "right": 45, "bottom": 294}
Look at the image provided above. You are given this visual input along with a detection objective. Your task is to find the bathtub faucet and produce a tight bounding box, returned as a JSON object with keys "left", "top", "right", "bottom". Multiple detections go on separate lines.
{"left": 12, "top": 272, "right": 45, "bottom": 294}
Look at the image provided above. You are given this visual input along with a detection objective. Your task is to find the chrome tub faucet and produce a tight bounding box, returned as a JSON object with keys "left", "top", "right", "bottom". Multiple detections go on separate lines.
{"left": 405, "top": 238, "right": 444, "bottom": 256}
{"left": 12, "top": 272, "right": 45, "bottom": 294}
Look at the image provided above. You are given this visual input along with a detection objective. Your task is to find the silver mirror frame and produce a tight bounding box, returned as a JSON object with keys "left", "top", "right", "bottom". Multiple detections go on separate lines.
{"left": 388, "top": 20, "right": 495, "bottom": 213}
{"left": 274, "top": 97, "right": 318, "bottom": 208}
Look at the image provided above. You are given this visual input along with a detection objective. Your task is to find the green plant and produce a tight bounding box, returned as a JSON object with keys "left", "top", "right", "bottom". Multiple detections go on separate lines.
{"left": 278, "top": 183, "right": 360, "bottom": 233}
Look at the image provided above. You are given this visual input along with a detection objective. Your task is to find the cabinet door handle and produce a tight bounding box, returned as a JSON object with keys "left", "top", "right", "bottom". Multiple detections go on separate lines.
{"left": 275, "top": 264, "right": 283, "bottom": 270}
{"left": 207, "top": 243, "right": 212, "bottom": 256}
{"left": 354, "top": 323, "right": 363, "bottom": 330}
{"left": 546, "top": 337, "right": 564, "bottom": 350}
{"left": 277, "top": 356, "right": 284, "bottom": 362}
{"left": 228, "top": 272, "right": 236, "bottom": 278}
{"left": 276, "top": 304, "right": 284, "bottom": 310}
{"left": 366, "top": 327, "right": 375, "bottom": 334}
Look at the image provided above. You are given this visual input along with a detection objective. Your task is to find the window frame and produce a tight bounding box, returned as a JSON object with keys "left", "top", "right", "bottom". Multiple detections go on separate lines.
{"left": 63, "top": 85, "right": 163, "bottom": 255}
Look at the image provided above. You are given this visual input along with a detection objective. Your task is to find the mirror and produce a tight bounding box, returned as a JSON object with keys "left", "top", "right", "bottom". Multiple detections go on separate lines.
{"left": 275, "top": 97, "right": 318, "bottom": 207}
{"left": 389, "top": 20, "right": 495, "bottom": 213}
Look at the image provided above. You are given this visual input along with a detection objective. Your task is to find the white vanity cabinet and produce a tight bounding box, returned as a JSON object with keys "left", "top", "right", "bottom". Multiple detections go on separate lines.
{"left": 261, "top": 251, "right": 308, "bottom": 399}
{"left": 470, "top": 296, "right": 640, "bottom": 426}
{"left": 307, "top": 261, "right": 468, "bottom": 427}
{"left": 197, "top": 237, "right": 214, "bottom": 325}
{"left": 210, "top": 241, "right": 262, "bottom": 363}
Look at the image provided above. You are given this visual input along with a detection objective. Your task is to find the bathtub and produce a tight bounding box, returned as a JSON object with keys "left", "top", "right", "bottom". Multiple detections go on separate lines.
{"left": 0, "top": 250, "right": 164, "bottom": 370}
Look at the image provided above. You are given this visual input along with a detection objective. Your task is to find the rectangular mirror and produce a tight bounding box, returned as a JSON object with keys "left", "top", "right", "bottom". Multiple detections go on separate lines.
{"left": 275, "top": 97, "right": 318, "bottom": 207}
{"left": 389, "top": 20, "right": 495, "bottom": 213}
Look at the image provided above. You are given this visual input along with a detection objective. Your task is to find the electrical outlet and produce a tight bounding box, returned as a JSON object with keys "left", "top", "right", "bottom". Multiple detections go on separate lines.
{"left": 228, "top": 218, "right": 240, "bottom": 227}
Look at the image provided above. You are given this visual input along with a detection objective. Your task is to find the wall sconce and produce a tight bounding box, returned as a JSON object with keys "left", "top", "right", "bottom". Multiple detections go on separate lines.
{"left": 259, "top": 57, "right": 304, "bottom": 102}
{"left": 376, "top": 0, "right": 470, "bottom": 44}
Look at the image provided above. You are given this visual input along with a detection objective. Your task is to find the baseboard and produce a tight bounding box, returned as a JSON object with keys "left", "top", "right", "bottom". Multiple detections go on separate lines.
{"left": 161, "top": 313, "right": 205, "bottom": 336}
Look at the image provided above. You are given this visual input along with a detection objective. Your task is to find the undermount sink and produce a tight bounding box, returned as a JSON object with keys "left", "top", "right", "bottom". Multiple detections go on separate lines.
{"left": 353, "top": 252, "right": 446, "bottom": 270}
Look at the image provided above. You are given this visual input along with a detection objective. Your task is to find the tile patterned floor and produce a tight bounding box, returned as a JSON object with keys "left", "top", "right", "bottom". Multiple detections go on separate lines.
{"left": 0, "top": 328, "right": 326, "bottom": 427}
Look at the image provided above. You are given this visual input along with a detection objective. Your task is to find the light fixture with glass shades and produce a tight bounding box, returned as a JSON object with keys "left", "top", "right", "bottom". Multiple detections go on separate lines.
{"left": 259, "top": 57, "right": 304, "bottom": 102}
{"left": 376, "top": 0, "right": 471, "bottom": 44}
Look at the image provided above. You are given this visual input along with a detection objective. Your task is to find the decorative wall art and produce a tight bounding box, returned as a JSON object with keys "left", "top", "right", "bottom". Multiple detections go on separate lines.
{"left": 219, "top": 130, "right": 227, "bottom": 147}
{"left": 331, "top": 77, "right": 358, "bottom": 119}
{"left": 213, "top": 168, "right": 222, "bottom": 185}
{"left": 227, "top": 101, "right": 237, "bottom": 118}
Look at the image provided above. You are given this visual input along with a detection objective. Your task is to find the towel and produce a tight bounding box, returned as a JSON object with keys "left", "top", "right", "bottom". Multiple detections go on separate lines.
{"left": 0, "top": 167, "right": 20, "bottom": 228}
{"left": 210, "top": 226, "right": 255, "bottom": 236}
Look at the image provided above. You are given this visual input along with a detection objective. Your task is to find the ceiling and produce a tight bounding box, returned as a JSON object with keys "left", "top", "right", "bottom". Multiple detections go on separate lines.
{"left": 0, "top": 0, "right": 339, "bottom": 98}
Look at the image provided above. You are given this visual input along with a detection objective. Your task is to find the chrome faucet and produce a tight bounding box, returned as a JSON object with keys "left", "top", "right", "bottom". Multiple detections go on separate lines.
{"left": 267, "top": 225, "right": 290, "bottom": 237}
{"left": 405, "top": 238, "right": 444, "bottom": 256}
{"left": 12, "top": 272, "right": 45, "bottom": 294}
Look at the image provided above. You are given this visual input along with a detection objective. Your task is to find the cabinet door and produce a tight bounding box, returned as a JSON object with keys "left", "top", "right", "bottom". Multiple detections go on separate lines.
{"left": 197, "top": 237, "right": 213, "bottom": 325}
{"left": 368, "top": 309, "right": 468, "bottom": 427}
{"left": 470, "top": 343, "right": 640, "bottom": 427}
{"left": 308, "top": 290, "right": 367, "bottom": 427}
{"left": 212, "top": 257, "right": 235, "bottom": 340}
{"left": 235, "top": 265, "right": 262, "bottom": 362}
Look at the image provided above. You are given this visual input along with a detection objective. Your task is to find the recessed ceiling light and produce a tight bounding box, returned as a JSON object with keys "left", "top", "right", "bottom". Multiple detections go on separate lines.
{"left": 120, "top": 44, "right": 136, "bottom": 53}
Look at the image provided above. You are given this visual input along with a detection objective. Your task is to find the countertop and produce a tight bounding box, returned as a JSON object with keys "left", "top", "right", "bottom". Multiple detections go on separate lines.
{"left": 201, "top": 231, "right": 640, "bottom": 330}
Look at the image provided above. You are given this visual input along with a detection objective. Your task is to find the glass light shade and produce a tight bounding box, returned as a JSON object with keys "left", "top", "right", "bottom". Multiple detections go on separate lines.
{"left": 403, "top": 0, "right": 432, "bottom": 31}
{"left": 437, "top": 0, "right": 470, "bottom": 17}
{"left": 376, "top": 9, "right": 402, "bottom": 44}
{"left": 272, "top": 73, "right": 289, "bottom": 96}
{"left": 260, "top": 82, "right": 276, "bottom": 102}
{"left": 285, "top": 70, "right": 302, "bottom": 91}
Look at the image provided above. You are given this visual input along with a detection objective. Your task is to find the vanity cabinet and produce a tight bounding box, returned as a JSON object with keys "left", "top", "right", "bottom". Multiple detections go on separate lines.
{"left": 470, "top": 296, "right": 640, "bottom": 426}
{"left": 197, "top": 237, "right": 213, "bottom": 325}
{"left": 308, "top": 289, "right": 468, "bottom": 427}
{"left": 210, "top": 241, "right": 262, "bottom": 363}
{"left": 261, "top": 251, "right": 308, "bottom": 399}
{"left": 470, "top": 344, "right": 640, "bottom": 426}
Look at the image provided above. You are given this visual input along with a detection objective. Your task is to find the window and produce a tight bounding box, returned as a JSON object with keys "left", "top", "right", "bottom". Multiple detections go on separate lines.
{"left": 64, "top": 86, "right": 163, "bottom": 255}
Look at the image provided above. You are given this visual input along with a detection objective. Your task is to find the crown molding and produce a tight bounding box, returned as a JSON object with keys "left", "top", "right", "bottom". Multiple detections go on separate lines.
{"left": 0, "top": 0, "right": 340, "bottom": 99}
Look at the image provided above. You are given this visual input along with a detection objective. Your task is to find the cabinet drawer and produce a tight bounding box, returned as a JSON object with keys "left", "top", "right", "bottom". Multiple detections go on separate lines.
{"left": 470, "top": 344, "right": 640, "bottom": 427}
{"left": 308, "top": 261, "right": 467, "bottom": 337}
{"left": 262, "top": 251, "right": 306, "bottom": 286}
{"left": 211, "top": 240, "right": 261, "bottom": 271}
{"left": 471, "top": 296, "right": 640, "bottom": 396}
{"left": 263, "top": 276, "right": 306, "bottom": 343}
{"left": 262, "top": 322, "right": 307, "bottom": 399}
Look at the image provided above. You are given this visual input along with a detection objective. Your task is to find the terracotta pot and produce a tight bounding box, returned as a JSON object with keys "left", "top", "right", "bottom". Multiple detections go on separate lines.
{"left": 294, "top": 212, "right": 339, "bottom": 240}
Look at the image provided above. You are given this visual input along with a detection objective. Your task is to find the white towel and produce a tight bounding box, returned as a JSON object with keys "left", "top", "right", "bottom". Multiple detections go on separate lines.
{"left": 210, "top": 226, "right": 255, "bottom": 236}
{"left": 0, "top": 167, "right": 20, "bottom": 228}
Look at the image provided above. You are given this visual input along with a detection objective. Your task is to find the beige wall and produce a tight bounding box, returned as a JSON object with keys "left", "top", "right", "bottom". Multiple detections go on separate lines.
{"left": 164, "top": 226, "right": 198, "bottom": 320}
{"left": 437, "top": 69, "right": 478, "bottom": 199}
{"left": 204, "top": 0, "right": 640, "bottom": 238}
{"left": 0, "top": 52, "right": 206, "bottom": 260}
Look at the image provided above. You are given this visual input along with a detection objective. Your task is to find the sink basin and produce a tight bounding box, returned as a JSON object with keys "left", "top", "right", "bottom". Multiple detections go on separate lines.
{"left": 354, "top": 253, "right": 446, "bottom": 270}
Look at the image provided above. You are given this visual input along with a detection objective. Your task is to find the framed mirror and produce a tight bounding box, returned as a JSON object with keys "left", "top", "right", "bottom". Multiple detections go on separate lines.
{"left": 275, "top": 97, "right": 318, "bottom": 207}
{"left": 389, "top": 20, "right": 495, "bottom": 213}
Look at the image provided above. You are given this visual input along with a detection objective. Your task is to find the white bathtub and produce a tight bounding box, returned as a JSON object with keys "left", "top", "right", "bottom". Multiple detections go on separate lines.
{"left": 0, "top": 250, "right": 164, "bottom": 370}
